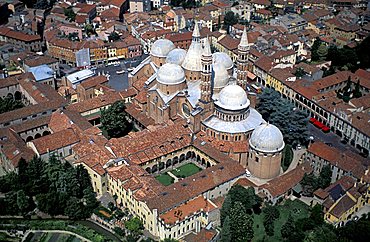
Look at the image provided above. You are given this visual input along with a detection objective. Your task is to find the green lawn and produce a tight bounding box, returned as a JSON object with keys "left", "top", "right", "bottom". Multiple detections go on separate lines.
{"left": 252, "top": 199, "right": 310, "bottom": 242}
{"left": 155, "top": 173, "right": 174, "bottom": 186}
{"left": 171, "top": 163, "right": 202, "bottom": 178}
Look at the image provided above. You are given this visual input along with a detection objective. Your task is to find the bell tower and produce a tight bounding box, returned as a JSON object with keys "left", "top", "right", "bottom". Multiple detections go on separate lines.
{"left": 237, "top": 27, "right": 250, "bottom": 90}
{"left": 200, "top": 37, "right": 212, "bottom": 104}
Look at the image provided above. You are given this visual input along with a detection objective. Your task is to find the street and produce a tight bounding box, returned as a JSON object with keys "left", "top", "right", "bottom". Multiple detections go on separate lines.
{"left": 307, "top": 123, "right": 360, "bottom": 155}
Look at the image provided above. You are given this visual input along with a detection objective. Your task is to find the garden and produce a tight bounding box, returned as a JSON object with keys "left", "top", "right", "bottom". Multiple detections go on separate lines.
{"left": 252, "top": 199, "right": 310, "bottom": 242}
{"left": 155, "top": 163, "right": 202, "bottom": 186}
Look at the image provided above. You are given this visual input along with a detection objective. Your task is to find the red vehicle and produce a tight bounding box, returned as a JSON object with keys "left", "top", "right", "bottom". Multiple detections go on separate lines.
{"left": 322, "top": 126, "right": 330, "bottom": 133}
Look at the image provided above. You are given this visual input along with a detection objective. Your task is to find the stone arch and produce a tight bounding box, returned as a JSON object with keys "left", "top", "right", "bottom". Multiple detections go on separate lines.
{"left": 166, "top": 159, "right": 172, "bottom": 168}
{"left": 207, "top": 161, "right": 211, "bottom": 167}
{"left": 26, "top": 136, "right": 33, "bottom": 142}
{"left": 186, "top": 151, "right": 192, "bottom": 160}
{"left": 6, "top": 93, "right": 13, "bottom": 99}
{"left": 159, "top": 162, "right": 165, "bottom": 170}
{"left": 201, "top": 158, "right": 206, "bottom": 165}
{"left": 34, "top": 133, "right": 42, "bottom": 139}
{"left": 173, "top": 156, "right": 179, "bottom": 165}
{"left": 179, "top": 154, "right": 185, "bottom": 162}
{"left": 14, "top": 91, "right": 22, "bottom": 101}
{"left": 191, "top": 152, "right": 196, "bottom": 158}
{"left": 42, "top": 131, "right": 51, "bottom": 136}
{"left": 152, "top": 164, "right": 158, "bottom": 173}
{"left": 197, "top": 155, "right": 200, "bottom": 163}
{"left": 145, "top": 167, "right": 151, "bottom": 174}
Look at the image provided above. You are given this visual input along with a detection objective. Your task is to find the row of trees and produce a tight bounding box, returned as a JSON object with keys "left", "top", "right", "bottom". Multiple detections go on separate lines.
{"left": 0, "top": 96, "right": 24, "bottom": 114}
{"left": 0, "top": 156, "right": 98, "bottom": 220}
{"left": 257, "top": 88, "right": 309, "bottom": 147}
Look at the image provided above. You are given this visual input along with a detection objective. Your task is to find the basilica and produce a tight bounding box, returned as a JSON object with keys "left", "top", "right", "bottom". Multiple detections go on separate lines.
{"left": 129, "top": 23, "right": 285, "bottom": 180}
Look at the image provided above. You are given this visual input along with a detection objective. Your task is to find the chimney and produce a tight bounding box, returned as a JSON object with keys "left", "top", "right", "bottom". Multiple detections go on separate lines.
{"left": 248, "top": 92, "right": 257, "bottom": 108}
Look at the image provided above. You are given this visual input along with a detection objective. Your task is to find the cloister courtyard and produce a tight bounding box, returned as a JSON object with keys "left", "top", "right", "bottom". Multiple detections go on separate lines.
{"left": 155, "top": 163, "right": 203, "bottom": 186}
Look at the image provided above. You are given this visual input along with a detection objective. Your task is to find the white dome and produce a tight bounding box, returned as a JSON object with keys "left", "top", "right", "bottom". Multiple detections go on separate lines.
{"left": 157, "top": 63, "right": 185, "bottom": 85}
{"left": 181, "top": 42, "right": 203, "bottom": 72}
{"left": 151, "top": 39, "right": 176, "bottom": 58}
{"left": 216, "top": 84, "right": 250, "bottom": 111}
{"left": 213, "top": 63, "right": 229, "bottom": 89}
{"left": 213, "top": 52, "right": 233, "bottom": 70}
{"left": 250, "top": 123, "right": 285, "bottom": 153}
{"left": 166, "top": 48, "right": 187, "bottom": 65}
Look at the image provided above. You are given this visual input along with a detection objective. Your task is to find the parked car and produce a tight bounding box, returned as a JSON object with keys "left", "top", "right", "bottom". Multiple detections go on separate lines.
{"left": 116, "top": 70, "right": 125, "bottom": 74}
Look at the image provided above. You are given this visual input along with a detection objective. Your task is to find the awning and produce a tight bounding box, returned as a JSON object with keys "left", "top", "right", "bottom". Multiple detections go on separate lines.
{"left": 309, "top": 117, "right": 316, "bottom": 123}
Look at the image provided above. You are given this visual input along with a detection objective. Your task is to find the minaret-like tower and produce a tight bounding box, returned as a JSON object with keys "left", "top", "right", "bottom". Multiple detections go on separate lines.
{"left": 237, "top": 27, "right": 250, "bottom": 90}
{"left": 200, "top": 37, "right": 212, "bottom": 103}
{"left": 192, "top": 21, "right": 201, "bottom": 43}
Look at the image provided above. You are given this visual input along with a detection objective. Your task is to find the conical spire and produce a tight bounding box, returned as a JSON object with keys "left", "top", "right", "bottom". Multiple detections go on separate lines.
{"left": 239, "top": 26, "right": 249, "bottom": 47}
{"left": 192, "top": 21, "right": 201, "bottom": 39}
{"left": 202, "top": 36, "right": 212, "bottom": 56}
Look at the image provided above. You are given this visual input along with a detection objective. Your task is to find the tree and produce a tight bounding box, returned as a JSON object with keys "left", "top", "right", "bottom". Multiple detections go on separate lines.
{"left": 257, "top": 88, "right": 309, "bottom": 146}
{"left": 125, "top": 217, "right": 144, "bottom": 236}
{"left": 108, "top": 32, "right": 120, "bottom": 42}
{"left": 84, "top": 24, "right": 95, "bottom": 36}
{"left": 317, "top": 44, "right": 328, "bottom": 61}
{"left": 220, "top": 185, "right": 261, "bottom": 224}
{"left": 220, "top": 216, "right": 231, "bottom": 242}
{"left": 311, "top": 38, "right": 322, "bottom": 61}
{"left": 113, "top": 227, "right": 126, "bottom": 237}
{"left": 310, "top": 204, "right": 324, "bottom": 226}
{"left": 64, "top": 8, "right": 76, "bottom": 22}
{"left": 16, "top": 190, "right": 30, "bottom": 215}
{"left": 281, "top": 214, "right": 295, "bottom": 239}
{"left": 304, "top": 225, "right": 337, "bottom": 242}
{"left": 229, "top": 202, "right": 254, "bottom": 242}
{"left": 101, "top": 101, "right": 131, "bottom": 138}
{"left": 0, "top": 96, "right": 25, "bottom": 114}
{"left": 282, "top": 144, "right": 293, "bottom": 171}
{"left": 317, "top": 165, "right": 332, "bottom": 189}
{"left": 263, "top": 205, "right": 280, "bottom": 236}
{"left": 294, "top": 67, "right": 305, "bottom": 78}
{"left": 64, "top": 196, "right": 86, "bottom": 220}
{"left": 353, "top": 80, "right": 362, "bottom": 98}
{"left": 224, "top": 11, "right": 239, "bottom": 33}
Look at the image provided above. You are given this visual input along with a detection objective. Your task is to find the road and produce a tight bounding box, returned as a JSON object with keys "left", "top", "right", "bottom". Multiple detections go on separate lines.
{"left": 307, "top": 123, "right": 360, "bottom": 155}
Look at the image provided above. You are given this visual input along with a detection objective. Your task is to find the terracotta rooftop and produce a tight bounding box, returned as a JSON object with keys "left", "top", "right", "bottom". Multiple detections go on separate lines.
{"left": 67, "top": 89, "right": 136, "bottom": 113}
{"left": 31, "top": 128, "right": 80, "bottom": 154}
{"left": 183, "top": 229, "right": 217, "bottom": 242}
{"left": 159, "top": 196, "right": 216, "bottom": 225}
{"left": 0, "top": 26, "right": 41, "bottom": 42}
{"left": 218, "top": 35, "right": 239, "bottom": 51}
{"left": 108, "top": 121, "right": 192, "bottom": 165}
{"left": 307, "top": 142, "right": 365, "bottom": 178}
{"left": 80, "top": 75, "right": 108, "bottom": 90}
{"left": 261, "top": 162, "right": 312, "bottom": 197}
